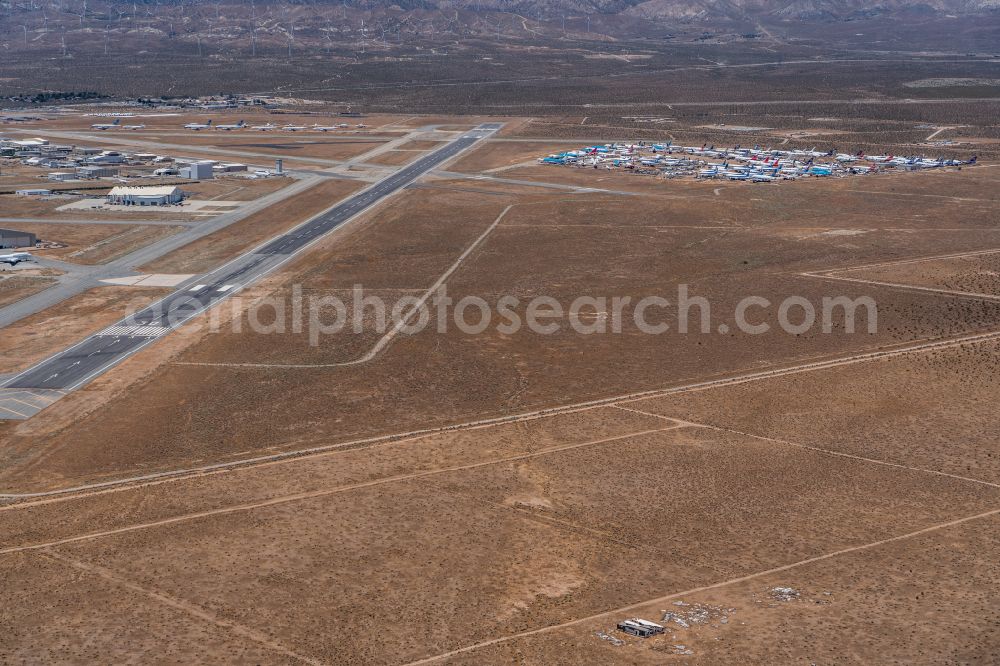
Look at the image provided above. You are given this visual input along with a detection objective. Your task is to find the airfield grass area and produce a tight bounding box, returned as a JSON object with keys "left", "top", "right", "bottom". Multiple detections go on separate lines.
{"left": 149, "top": 134, "right": 395, "bottom": 161}
{"left": 21, "top": 222, "right": 184, "bottom": 265}
{"left": 5, "top": 175, "right": 1000, "bottom": 487}
{"left": 166, "top": 176, "right": 294, "bottom": 201}
{"left": 1, "top": 109, "right": 1000, "bottom": 663}
{"left": 0, "top": 275, "right": 56, "bottom": 309}
{"left": 140, "top": 178, "right": 363, "bottom": 275}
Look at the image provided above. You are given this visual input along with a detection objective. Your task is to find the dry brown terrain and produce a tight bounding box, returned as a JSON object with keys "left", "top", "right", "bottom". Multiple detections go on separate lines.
{"left": 174, "top": 176, "right": 294, "bottom": 201}
{"left": 364, "top": 149, "right": 422, "bottom": 167}
{"left": 140, "top": 178, "right": 363, "bottom": 274}
{"left": 0, "top": 275, "right": 55, "bottom": 308}
{"left": 146, "top": 134, "right": 394, "bottom": 161}
{"left": 838, "top": 251, "right": 1000, "bottom": 297}
{"left": 20, "top": 222, "right": 184, "bottom": 264}
{"left": 2, "top": 110, "right": 999, "bottom": 664}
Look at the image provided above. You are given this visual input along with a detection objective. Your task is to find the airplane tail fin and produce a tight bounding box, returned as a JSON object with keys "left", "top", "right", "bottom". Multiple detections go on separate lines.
{"left": 207, "top": 120, "right": 213, "bottom": 126}
{"left": 970, "top": 155, "right": 978, "bottom": 164}
{"left": 113, "top": 118, "right": 120, "bottom": 125}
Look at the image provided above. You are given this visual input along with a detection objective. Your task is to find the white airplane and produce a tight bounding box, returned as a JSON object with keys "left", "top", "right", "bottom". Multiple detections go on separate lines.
{"left": 183, "top": 119, "right": 213, "bottom": 130}
{"left": 91, "top": 118, "right": 121, "bottom": 130}
{"left": 122, "top": 123, "right": 146, "bottom": 130}
{"left": 311, "top": 124, "right": 340, "bottom": 132}
{"left": 356, "top": 124, "right": 368, "bottom": 128}
{"left": 215, "top": 120, "right": 246, "bottom": 131}
{"left": 0, "top": 251, "right": 34, "bottom": 265}
{"left": 281, "top": 124, "right": 308, "bottom": 131}
{"left": 251, "top": 123, "right": 278, "bottom": 131}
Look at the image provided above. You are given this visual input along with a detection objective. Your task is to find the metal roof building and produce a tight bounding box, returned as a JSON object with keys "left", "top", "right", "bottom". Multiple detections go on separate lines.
{"left": 0, "top": 228, "right": 37, "bottom": 249}
{"left": 106, "top": 185, "right": 184, "bottom": 206}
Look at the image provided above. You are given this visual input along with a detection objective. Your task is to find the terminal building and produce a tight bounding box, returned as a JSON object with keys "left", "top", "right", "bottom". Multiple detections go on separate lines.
{"left": 106, "top": 185, "right": 184, "bottom": 206}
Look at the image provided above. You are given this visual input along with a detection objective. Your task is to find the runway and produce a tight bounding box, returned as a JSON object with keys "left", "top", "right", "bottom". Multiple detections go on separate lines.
{"left": 1, "top": 123, "right": 500, "bottom": 405}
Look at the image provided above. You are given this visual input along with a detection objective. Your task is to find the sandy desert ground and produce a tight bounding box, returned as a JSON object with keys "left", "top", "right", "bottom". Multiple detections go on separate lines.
{"left": 1, "top": 108, "right": 999, "bottom": 664}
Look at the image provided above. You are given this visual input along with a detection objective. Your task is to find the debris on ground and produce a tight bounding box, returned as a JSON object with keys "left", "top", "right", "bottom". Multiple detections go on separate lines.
{"left": 769, "top": 586, "right": 801, "bottom": 602}
{"left": 662, "top": 601, "right": 730, "bottom": 629}
{"left": 595, "top": 630, "right": 624, "bottom": 646}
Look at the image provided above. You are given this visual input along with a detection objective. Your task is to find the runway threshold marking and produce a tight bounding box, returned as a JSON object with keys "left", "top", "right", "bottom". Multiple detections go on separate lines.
{"left": 96, "top": 325, "right": 170, "bottom": 338}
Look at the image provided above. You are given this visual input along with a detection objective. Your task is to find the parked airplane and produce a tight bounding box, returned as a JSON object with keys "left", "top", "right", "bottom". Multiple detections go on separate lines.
{"left": 91, "top": 118, "right": 121, "bottom": 130}
{"left": 311, "top": 124, "right": 340, "bottom": 132}
{"left": 0, "top": 252, "right": 34, "bottom": 265}
{"left": 215, "top": 120, "right": 246, "bottom": 131}
{"left": 183, "top": 119, "right": 213, "bottom": 130}
{"left": 122, "top": 123, "right": 146, "bottom": 130}
{"left": 281, "top": 124, "right": 308, "bottom": 131}
{"left": 251, "top": 123, "right": 278, "bottom": 131}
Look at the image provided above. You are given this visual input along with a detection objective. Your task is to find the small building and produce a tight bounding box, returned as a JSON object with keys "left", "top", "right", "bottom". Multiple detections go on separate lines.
{"left": 48, "top": 172, "right": 78, "bottom": 182}
{"left": 616, "top": 618, "right": 665, "bottom": 638}
{"left": 106, "top": 185, "right": 184, "bottom": 206}
{"left": 0, "top": 228, "right": 37, "bottom": 249}
{"left": 77, "top": 165, "right": 119, "bottom": 179}
{"left": 214, "top": 162, "right": 248, "bottom": 173}
{"left": 14, "top": 188, "right": 51, "bottom": 196}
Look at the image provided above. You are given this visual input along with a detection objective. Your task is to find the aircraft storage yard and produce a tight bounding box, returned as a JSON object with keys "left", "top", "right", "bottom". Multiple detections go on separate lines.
{"left": 2, "top": 16, "right": 1000, "bottom": 657}
{"left": 538, "top": 142, "right": 978, "bottom": 181}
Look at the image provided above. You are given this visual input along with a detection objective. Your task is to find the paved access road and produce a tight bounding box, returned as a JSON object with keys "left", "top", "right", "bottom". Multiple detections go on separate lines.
{"left": 3, "top": 124, "right": 501, "bottom": 397}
